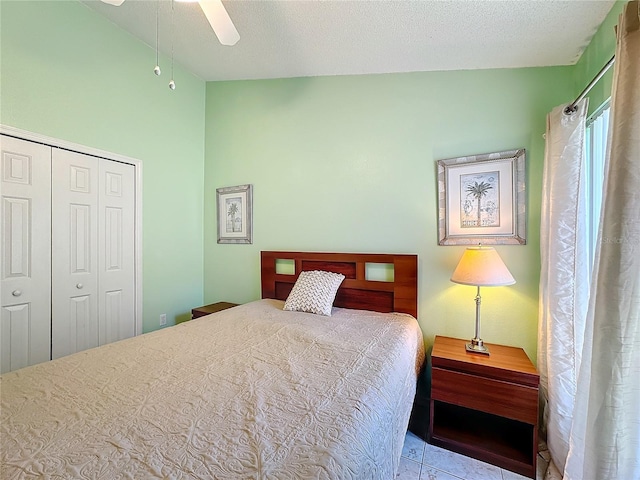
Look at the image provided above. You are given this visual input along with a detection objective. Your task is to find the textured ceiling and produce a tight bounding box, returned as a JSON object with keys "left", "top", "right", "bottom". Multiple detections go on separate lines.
{"left": 81, "top": 0, "right": 616, "bottom": 81}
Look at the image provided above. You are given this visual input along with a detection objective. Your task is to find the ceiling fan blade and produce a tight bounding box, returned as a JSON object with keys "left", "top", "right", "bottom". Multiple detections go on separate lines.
{"left": 198, "top": 0, "right": 240, "bottom": 46}
{"left": 100, "top": 0, "right": 126, "bottom": 5}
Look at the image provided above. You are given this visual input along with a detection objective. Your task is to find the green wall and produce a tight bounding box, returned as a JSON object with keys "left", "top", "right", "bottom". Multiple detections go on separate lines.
{"left": 1, "top": 0, "right": 621, "bottom": 362}
{"left": 204, "top": 67, "right": 574, "bottom": 361}
{"left": 0, "top": 1, "right": 206, "bottom": 331}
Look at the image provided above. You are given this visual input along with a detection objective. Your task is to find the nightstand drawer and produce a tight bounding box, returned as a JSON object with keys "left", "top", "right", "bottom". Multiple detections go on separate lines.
{"left": 431, "top": 367, "right": 538, "bottom": 424}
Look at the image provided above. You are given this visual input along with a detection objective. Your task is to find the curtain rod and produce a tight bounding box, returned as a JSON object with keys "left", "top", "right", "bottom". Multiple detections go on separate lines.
{"left": 564, "top": 55, "right": 616, "bottom": 115}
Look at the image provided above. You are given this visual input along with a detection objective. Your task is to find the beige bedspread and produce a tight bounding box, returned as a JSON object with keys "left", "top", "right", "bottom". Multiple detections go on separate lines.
{"left": 1, "top": 299, "right": 424, "bottom": 479}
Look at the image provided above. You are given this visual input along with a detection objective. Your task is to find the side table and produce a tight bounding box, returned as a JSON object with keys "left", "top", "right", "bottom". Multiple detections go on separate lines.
{"left": 191, "top": 302, "right": 238, "bottom": 319}
{"left": 429, "top": 335, "right": 539, "bottom": 478}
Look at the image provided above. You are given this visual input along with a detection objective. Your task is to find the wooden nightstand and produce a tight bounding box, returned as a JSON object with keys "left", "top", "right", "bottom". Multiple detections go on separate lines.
{"left": 191, "top": 302, "right": 238, "bottom": 319}
{"left": 429, "top": 335, "right": 539, "bottom": 479}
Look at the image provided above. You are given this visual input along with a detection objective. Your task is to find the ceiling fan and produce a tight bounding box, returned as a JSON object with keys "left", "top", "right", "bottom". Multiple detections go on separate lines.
{"left": 100, "top": 0, "right": 240, "bottom": 46}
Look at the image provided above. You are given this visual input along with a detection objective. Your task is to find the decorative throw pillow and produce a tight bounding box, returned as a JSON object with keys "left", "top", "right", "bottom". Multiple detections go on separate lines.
{"left": 283, "top": 270, "right": 345, "bottom": 316}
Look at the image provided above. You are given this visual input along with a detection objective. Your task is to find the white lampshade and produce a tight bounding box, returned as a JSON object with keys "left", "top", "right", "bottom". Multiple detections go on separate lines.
{"left": 450, "top": 246, "right": 515, "bottom": 287}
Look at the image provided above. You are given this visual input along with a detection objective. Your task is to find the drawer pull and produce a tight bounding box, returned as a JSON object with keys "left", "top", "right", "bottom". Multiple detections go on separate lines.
{"left": 76, "top": 283, "right": 83, "bottom": 289}
{"left": 12, "top": 290, "right": 22, "bottom": 297}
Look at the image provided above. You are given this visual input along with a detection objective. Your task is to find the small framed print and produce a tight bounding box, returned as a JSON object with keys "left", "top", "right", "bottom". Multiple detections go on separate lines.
{"left": 437, "top": 149, "right": 526, "bottom": 245}
{"left": 216, "top": 184, "right": 253, "bottom": 244}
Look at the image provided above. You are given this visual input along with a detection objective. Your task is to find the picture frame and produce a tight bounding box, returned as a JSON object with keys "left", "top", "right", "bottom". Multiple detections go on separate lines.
{"left": 216, "top": 184, "right": 253, "bottom": 244}
{"left": 437, "top": 149, "right": 526, "bottom": 245}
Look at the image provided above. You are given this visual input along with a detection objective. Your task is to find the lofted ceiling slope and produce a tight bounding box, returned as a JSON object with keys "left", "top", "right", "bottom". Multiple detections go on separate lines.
{"left": 81, "top": 0, "right": 617, "bottom": 81}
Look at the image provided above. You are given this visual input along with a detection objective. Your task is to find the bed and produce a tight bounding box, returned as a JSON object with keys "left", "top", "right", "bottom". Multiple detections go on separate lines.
{"left": 1, "top": 251, "right": 424, "bottom": 479}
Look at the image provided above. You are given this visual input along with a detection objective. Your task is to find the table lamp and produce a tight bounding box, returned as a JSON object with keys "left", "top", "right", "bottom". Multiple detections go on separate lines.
{"left": 450, "top": 245, "right": 515, "bottom": 355}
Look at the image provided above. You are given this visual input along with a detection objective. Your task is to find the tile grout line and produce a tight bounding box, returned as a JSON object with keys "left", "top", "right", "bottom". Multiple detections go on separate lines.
{"left": 420, "top": 461, "right": 469, "bottom": 480}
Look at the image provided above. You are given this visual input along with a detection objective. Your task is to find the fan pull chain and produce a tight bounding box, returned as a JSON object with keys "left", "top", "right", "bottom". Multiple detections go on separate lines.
{"left": 169, "top": 0, "right": 176, "bottom": 90}
{"left": 153, "top": 0, "right": 161, "bottom": 76}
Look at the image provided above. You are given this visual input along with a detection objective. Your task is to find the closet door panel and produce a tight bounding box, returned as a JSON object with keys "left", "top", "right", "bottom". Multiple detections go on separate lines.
{"left": 52, "top": 148, "right": 99, "bottom": 359}
{"left": 69, "top": 294, "right": 95, "bottom": 353}
{"left": 99, "top": 160, "right": 135, "bottom": 344}
{"left": 0, "top": 135, "right": 51, "bottom": 373}
{"left": 1, "top": 304, "right": 31, "bottom": 372}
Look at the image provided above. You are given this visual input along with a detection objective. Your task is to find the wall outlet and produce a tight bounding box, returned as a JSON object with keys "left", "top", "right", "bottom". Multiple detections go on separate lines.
{"left": 159, "top": 313, "right": 167, "bottom": 326}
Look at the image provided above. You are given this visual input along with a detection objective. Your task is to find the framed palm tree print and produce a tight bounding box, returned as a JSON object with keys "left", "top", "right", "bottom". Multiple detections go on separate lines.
{"left": 216, "top": 184, "right": 253, "bottom": 244}
{"left": 437, "top": 149, "right": 526, "bottom": 245}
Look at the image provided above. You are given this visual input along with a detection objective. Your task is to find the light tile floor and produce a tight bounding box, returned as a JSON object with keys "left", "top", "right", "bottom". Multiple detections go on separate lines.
{"left": 398, "top": 432, "right": 550, "bottom": 480}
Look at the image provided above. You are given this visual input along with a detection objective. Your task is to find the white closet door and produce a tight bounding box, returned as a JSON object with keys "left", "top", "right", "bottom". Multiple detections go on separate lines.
{"left": 52, "top": 148, "right": 99, "bottom": 359}
{"left": 99, "top": 160, "right": 135, "bottom": 344}
{"left": 0, "top": 135, "right": 52, "bottom": 373}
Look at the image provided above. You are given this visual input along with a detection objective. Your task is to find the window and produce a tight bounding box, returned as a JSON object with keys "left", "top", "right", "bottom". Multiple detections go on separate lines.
{"left": 584, "top": 100, "right": 610, "bottom": 276}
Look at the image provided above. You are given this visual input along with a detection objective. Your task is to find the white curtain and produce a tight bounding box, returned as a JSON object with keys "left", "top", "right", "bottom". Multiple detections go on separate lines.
{"left": 538, "top": 96, "right": 590, "bottom": 473}
{"left": 564, "top": 2, "right": 640, "bottom": 479}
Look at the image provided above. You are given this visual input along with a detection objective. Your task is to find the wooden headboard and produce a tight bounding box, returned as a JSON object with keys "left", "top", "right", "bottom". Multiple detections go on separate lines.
{"left": 261, "top": 251, "right": 418, "bottom": 318}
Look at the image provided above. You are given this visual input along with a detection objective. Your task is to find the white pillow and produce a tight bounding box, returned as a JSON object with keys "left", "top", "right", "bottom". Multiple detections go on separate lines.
{"left": 283, "top": 270, "right": 346, "bottom": 316}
